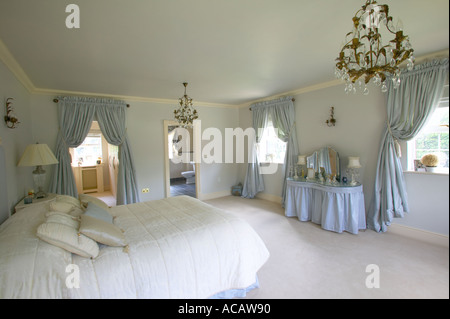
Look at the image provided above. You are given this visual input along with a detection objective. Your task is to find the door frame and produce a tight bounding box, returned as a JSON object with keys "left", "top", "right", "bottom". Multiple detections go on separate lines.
{"left": 163, "top": 120, "right": 200, "bottom": 198}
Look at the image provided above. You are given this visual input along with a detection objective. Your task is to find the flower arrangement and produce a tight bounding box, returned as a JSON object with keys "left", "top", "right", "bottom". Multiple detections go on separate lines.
{"left": 420, "top": 154, "right": 439, "bottom": 167}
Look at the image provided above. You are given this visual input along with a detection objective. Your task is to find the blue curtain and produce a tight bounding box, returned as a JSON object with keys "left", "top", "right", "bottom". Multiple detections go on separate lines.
{"left": 241, "top": 102, "right": 268, "bottom": 198}
{"left": 96, "top": 101, "right": 140, "bottom": 205}
{"left": 50, "top": 97, "right": 140, "bottom": 205}
{"left": 50, "top": 98, "right": 96, "bottom": 197}
{"left": 367, "top": 59, "right": 449, "bottom": 232}
{"left": 242, "top": 96, "right": 299, "bottom": 206}
{"left": 268, "top": 98, "right": 299, "bottom": 207}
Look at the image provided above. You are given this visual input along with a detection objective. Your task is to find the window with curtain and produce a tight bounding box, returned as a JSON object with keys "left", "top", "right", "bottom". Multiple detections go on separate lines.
{"left": 257, "top": 116, "right": 287, "bottom": 164}
{"left": 71, "top": 133, "right": 102, "bottom": 166}
{"left": 407, "top": 84, "right": 449, "bottom": 173}
{"left": 70, "top": 121, "right": 106, "bottom": 166}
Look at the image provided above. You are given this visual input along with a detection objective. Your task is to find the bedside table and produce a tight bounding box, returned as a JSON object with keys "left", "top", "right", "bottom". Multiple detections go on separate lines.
{"left": 14, "top": 193, "right": 57, "bottom": 214}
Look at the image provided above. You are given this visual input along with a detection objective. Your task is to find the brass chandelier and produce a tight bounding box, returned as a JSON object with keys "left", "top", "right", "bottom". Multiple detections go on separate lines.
{"left": 174, "top": 82, "right": 198, "bottom": 127}
{"left": 335, "top": 0, "right": 415, "bottom": 95}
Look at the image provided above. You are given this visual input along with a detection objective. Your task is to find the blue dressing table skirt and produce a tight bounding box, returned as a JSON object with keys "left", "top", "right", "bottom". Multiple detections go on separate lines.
{"left": 285, "top": 181, "right": 366, "bottom": 234}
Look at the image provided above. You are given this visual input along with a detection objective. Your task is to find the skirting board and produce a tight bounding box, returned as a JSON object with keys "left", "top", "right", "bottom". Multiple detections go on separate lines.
{"left": 389, "top": 223, "right": 449, "bottom": 248}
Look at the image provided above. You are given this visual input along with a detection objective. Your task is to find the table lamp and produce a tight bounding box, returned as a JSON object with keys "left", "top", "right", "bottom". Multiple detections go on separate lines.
{"left": 18, "top": 143, "right": 58, "bottom": 198}
{"left": 297, "top": 155, "right": 306, "bottom": 178}
{"left": 347, "top": 156, "right": 361, "bottom": 186}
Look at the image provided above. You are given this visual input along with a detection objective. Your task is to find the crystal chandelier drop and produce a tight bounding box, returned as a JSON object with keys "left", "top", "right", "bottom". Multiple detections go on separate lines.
{"left": 335, "top": 0, "right": 415, "bottom": 95}
{"left": 174, "top": 82, "right": 198, "bottom": 127}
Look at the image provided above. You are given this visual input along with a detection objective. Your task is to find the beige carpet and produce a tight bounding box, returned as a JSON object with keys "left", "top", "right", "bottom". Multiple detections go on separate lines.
{"left": 205, "top": 196, "right": 449, "bottom": 299}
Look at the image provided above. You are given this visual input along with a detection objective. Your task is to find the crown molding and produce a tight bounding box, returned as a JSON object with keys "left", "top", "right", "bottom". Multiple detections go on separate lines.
{"left": 33, "top": 87, "right": 238, "bottom": 109}
{"left": 1, "top": 36, "right": 448, "bottom": 110}
{"left": 0, "top": 38, "right": 35, "bottom": 92}
{"left": 413, "top": 49, "right": 449, "bottom": 64}
{"left": 237, "top": 49, "right": 449, "bottom": 109}
{"left": 236, "top": 79, "right": 343, "bottom": 108}
{"left": 0, "top": 38, "right": 237, "bottom": 109}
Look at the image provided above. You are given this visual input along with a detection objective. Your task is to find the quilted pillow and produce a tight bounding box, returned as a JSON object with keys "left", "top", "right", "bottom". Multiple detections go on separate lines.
{"left": 48, "top": 201, "right": 84, "bottom": 217}
{"left": 55, "top": 194, "right": 82, "bottom": 209}
{"left": 79, "top": 214, "right": 126, "bottom": 247}
{"left": 37, "top": 213, "right": 99, "bottom": 258}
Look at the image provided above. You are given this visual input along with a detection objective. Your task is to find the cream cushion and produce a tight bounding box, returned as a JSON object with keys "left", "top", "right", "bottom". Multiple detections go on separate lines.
{"left": 55, "top": 194, "right": 82, "bottom": 209}
{"left": 79, "top": 214, "right": 126, "bottom": 247}
{"left": 48, "top": 201, "right": 84, "bottom": 217}
{"left": 37, "top": 212, "right": 99, "bottom": 258}
{"left": 49, "top": 201, "right": 74, "bottom": 213}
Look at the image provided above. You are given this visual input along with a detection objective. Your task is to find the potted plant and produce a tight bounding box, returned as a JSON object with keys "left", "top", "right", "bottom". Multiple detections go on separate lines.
{"left": 420, "top": 154, "right": 439, "bottom": 173}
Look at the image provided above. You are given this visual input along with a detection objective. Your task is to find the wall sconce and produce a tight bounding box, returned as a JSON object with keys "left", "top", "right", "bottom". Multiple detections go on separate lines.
{"left": 326, "top": 106, "right": 336, "bottom": 127}
{"left": 4, "top": 98, "right": 19, "bottom": 129}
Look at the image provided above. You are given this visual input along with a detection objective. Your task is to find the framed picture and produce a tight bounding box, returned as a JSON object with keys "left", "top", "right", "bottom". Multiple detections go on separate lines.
{"left": 414, "top": 159, "right": 426, "bottom": 172}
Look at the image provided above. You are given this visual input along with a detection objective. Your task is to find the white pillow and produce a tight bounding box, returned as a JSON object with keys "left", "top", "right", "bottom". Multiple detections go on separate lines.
{"left": 37, "top": 212, "right": 99, "bottom": 258}
{"left": 48, "top": 201, "right": 84, "bottom": 217}
{"left": 55, "top": 195, "right": 82, "bottom": 209}
{"left": 45, "top": 211, "right": 79, "bottom": 227}
{"left": 79, "top": 214, "right": 126, "bottom": 247}
{"left": 49, "top": 201, "right": 74, "bottom": 213}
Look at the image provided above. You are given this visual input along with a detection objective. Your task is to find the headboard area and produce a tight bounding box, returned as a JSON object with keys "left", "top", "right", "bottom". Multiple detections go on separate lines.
{"left": 0, "top": 138, "right": 9, "bottom": 224}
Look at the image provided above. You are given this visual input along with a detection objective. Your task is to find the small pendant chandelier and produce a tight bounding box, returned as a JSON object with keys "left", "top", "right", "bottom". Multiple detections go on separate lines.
{"left": 174, "top": 82, "right": 198, "bottom": 127}
{"left": 335, "top": 0, "right": 415, "bottom": 95}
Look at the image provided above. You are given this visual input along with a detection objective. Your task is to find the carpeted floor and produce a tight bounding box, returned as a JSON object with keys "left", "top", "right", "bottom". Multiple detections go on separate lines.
{"left": 205, "top": 196, "right": 449, "bottom": 299}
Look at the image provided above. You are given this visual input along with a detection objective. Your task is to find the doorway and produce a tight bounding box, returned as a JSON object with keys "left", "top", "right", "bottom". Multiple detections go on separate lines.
{"left": 164, "top": 120, "right": 200, "bottom": 198}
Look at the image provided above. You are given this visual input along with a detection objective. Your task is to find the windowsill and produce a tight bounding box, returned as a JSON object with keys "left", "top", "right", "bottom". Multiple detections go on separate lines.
{"left": 404, "top": 169, "right": 449, "bottom": 176}
{"left": 259, "top": 162, "right": 284, "bottom": 165}
{"left": 71, "top": 163, "right": 104, "bottom": 168}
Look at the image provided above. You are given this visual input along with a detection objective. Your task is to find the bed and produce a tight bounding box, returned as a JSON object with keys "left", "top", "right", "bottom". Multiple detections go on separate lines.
{"left": 0, "top": 195, "right": 269, "bottom": 299}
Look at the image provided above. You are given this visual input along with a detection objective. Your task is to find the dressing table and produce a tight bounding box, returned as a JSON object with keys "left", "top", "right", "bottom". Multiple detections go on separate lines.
{"left": 285, "top": 147, "right": 366, "bottom": 234}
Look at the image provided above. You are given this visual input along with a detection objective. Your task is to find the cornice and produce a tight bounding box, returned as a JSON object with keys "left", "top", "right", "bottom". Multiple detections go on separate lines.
{"left": 1, "top": 37, "right": 447, "bottom": 110}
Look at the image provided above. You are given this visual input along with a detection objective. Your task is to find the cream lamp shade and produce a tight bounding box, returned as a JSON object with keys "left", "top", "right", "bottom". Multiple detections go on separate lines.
{"left": 348, "top": 157, "right": 361, "bottom": 169}
{"left": 297, "top": 155, "right": 306, "bottom": 165}
{"left": 18, "top": 143, "right": 58, "bottom": 199}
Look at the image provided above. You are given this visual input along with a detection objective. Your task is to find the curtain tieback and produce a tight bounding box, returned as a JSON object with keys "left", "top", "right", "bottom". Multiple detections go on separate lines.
{"left": 386, "top": 119, "right": 402, "bottom": 158}
{"left": 58, "top": 127, "right": 70, "bottom": 149}
{"left": 286, "top": 121, "right": 296, "bottom": 139}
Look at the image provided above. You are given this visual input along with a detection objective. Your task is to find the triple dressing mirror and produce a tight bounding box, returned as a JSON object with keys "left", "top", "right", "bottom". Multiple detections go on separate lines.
{"left": 306, "top": 146, "right": 340, "bottom": 179}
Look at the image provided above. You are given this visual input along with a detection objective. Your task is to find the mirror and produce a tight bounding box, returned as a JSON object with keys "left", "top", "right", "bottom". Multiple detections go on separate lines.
{"left": 306, "top": 146, "right": 340, "bottom": 179}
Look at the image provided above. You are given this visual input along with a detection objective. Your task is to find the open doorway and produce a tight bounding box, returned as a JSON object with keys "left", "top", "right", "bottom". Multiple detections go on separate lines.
{"left": 70, "top": 121, "right": 117, "bottom": 206}
{"left": 164, "top": 120, "right": 200, "bottom": 198}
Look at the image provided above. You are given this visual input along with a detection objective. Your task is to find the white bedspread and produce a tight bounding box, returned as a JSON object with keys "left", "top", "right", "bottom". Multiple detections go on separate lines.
{"left": 0, "top": 196, "right": 269, "bottom": 299}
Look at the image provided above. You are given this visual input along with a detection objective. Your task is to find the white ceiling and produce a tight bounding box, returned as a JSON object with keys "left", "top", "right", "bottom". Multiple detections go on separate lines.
{"left": 0, "top": 0, "right": 448, "bottom": 106}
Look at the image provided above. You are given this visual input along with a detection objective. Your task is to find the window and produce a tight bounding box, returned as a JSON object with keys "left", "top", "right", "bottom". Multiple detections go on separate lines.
{"left": 70, "top": 122, "right": 104, "bottom": 166}
{"left": 407, "top": 85, "right": 449, "bottom": 173}
{"left": 257, "top": 117, "right": 287, "bottom": 164}
{"left": 72, "top": 133, "right": 103, "bottom": 166}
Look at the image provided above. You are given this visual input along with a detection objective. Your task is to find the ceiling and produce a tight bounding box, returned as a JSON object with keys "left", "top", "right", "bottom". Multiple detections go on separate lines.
{"left": 0, "top": 0, "right": 448, "bottom": 106}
